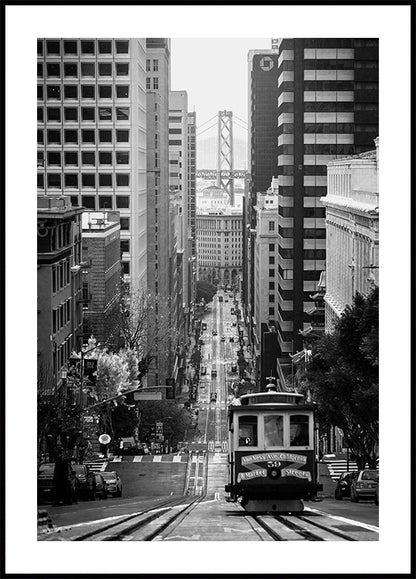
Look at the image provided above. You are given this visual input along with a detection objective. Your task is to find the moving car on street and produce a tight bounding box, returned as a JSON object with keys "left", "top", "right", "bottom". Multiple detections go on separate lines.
{"left": 101, "top": 471, "right": 122, "bottom": 497}
{"left": 212, "top": 329, "right": 217, "bottom": 336}
{"left": 334, "top": 472, "right": 356, "bottom": 500}
{"left": 350, "top": 469, "right": 379, "bottom": 502}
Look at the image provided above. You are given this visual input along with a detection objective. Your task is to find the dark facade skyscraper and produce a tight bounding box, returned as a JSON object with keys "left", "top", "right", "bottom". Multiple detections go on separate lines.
{"left": 243, "top": 50, "right": 279, "bottom": 335}
{"left": 274, "top": 38, "right": 379, "bottom": 375}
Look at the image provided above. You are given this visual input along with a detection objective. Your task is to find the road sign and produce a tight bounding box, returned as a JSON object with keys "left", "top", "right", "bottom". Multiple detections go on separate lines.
{"left": 99, "top": 433, "right": 111, "bottom": 445}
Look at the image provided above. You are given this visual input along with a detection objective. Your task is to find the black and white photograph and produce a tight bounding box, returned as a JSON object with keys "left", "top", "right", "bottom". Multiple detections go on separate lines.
{"left": 3, "top": 2, "right": 413, "bottom": 577}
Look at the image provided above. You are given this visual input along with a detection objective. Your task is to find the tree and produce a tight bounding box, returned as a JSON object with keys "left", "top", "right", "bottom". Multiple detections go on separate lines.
{"left": 137, "top": 400, "right": 192, "bottom": 448}
{"left": 303, "top": 288, "right": 379, "bottom": 469}
{"left": 196, "top": 280, "right": 217, "bottom": 304}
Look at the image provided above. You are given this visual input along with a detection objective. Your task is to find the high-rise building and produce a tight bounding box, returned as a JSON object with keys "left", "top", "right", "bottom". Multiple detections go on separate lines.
{"left": 187, "top": 111, "right": 197, "bottom": 308}
{"left": 243, "top": 50, "right": 279, "bottom": 342}
{"left": 273, "top": 38, "right": 379, "bottom": 377}
{"left": 81, "top": 211, "right": 121, "bottom": 345}
{"left": 146, "top": 38, "right": 172, "bottom": 387}
{"left": 37, "top": 38, "right": 147, "bottom": 294}
{"left": 169, "top": 91, "right": 190, "bottom": 329}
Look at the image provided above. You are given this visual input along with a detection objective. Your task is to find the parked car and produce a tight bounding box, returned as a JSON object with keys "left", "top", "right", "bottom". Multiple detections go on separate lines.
{"left": 101, "top": 471, "right": 122, "bottom": 497}
{"left": 119, "top": 437, "right": 144, "bottom": 456}
{"left": 221, "top": 336, "right": 226, "bottom": 342}
{"left": 94, "top": 474, "right": 108, "bottom": 499}
{"left": 374, "top": 480, "right": 379, "bottom": 505}
{"left": 334, "top": 472, "right": 356, "bottom": 500}
{"left": 72, "top": 463, "right": 96, "bottom": 501}
{"left": 350, "top": 469, "right": 379, "bottom": 502}
{"left": 229, "top": 337, "right": 234, "bottom": 342}
{"left": 212, "top": 329, "right": 218, "bottom": 336}
{"left": 38, "top": 462, "right": 77, "bottom": 504}
{"left": 200, "top": 366, "right": 207, "bottom": 375}
{"left": 231, "top": 365, "right": 238, "bottom": 373}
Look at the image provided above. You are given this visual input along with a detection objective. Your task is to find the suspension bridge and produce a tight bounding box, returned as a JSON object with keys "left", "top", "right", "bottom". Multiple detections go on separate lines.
{"left": 196, "top": 111, "right": 249, "bottom": 205}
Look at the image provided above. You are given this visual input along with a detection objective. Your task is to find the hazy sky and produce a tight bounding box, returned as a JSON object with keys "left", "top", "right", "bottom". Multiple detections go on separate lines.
{"left": 171, "top": 38, "right": 270, "bottom": 142}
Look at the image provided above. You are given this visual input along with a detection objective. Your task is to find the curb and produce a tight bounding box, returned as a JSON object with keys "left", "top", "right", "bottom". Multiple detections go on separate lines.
{"left": 37, "top": 510, "right": 54, "bottom": 534}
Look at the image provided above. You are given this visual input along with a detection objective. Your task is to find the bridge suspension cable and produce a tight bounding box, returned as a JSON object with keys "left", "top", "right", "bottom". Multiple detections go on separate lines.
{"left": 196, "top": 123, "right": 217, "bottom": 138}
{"left": 234, "top": 114, "right": 248, "bottom": 126}
{"left": 196, "top": 114, "right": 217, "bottom": 131}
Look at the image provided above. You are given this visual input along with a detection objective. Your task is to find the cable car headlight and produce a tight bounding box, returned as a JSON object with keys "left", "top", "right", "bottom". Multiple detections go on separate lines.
{"left": 267, "top": 460, "right": 281, "bottom": 480}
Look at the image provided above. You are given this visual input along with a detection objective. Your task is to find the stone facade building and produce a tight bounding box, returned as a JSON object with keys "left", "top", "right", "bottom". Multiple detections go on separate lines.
{"left": 37, "top": 196, "right": 84, "bottom": 390}
{"left": 196, "top": 208, "right": 243, "bottom": 288}
{"left": 322, "top": 138, "right": 379, "bottom": 332}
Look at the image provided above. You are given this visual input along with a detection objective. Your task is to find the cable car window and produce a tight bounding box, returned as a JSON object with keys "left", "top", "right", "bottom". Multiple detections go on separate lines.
{"left": 238, "top": 416, "right": 258, "bottom": 447}
{"left": 290, "top": 415, "right": 309, "bottom": 446}
{"left": 264, "top": 415, "right": 284, "bottom": 446}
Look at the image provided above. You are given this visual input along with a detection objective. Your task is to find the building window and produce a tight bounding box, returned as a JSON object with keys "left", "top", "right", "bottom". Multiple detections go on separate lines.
{"left": 47, "top": 174, "right": 61, "bottom": 188}
{"left": 82, "top": 129, "right": 95, "bottom": 144}
{"left": 37, "top": 63, "right": 43, "bottom": 77}
{"left": 46, "top": 40, "right": 60, "bottom": 55}
{"left": 64, "top": 107, "right": 78, "bottom": 121}
{"left": 81, "top": 107, "right": 95, "bottom": 122}
{"left": 47, "top": 108, "right": 61, "bottom": 122}
{"left": 70, "top": 196, "right": 79, "bottom": 206}
{"left": 47, "top": 151, "right": 61, "bottom": 165}
{"left": 81, "top": 62, "right": 95, "bottom": 77}
{"left": 116, "top": 130, "right": 129, "bottom": 143}
{"left": 116, "top": 174, "right": 129, "bottom": 187}
{"left": 64, "top": 151, "right": 78, "bottom": 166}
{"left": 81, "top": 40, "right": 95, "bottom": 55}
{"left": 116, "top": 107, "right": 129, "bottom": 120}
{"left": 120, "top": 240, "right": 130, "bottom": 253}
{"left": 269, "top": 256, "right": 275, "bottom": 265}
{"left": 116, "top": 85, "right": 129, "bottom": 98}
{"left": 115, "top": 40, "right": 129, "bottom": 54}
{"left": 64, "top": 40, "right": 77, "bottom": 55}
{"left": 37, "top": 40, "right": 43, "bottom": 55}
{"left": 269, "top": 281, "right": 275, "bottom": 290}
{"left": 37, "top": 129, "right": 44, "bottom": 144}
{"left": 268, "top": 221, "right": 275, "bottom": 232}
{"left": 146, "top": 59, "right": 151, "bottom": 72}
{"left": 269, "top": 268, "right": 275, "bottom": 278}
{"left": 122, "top": 261, "right": 130, "bottom": 274}
{"left": 99, "top": 151, "right": 112, "bottom": 165}
{"left": 37, "top": 85, "right": 43, "bottom": 100}
{"left": 153, "top": 78, "right": 159, "bottom": 90}
{"left": 269, "top": 294, "right": 275, "bottom": 303}
{"left": 47, "top": 85, "right": 61, "bottom": 100}
{"left": 82, "top": 174, "right": 95, "bottom": 187}
{"left": 81, "top": 85, "right": 95, "bottom": 99}
{"left": 99, "top": 174, "right": 112, "bottom": 187}
{"left": 47, "top": 129, "right": 61, "bottom": 144}
{"left": 116, "top": 62, "right": 129, "bottom": 76}
{"left": 120, "top": 217, "right": 130, "bottom": 230}
{"left": 64, "top": 85, "right": 78, "bottom": 100}
{"left": 64, "top": 130, "right": 78, "bottom": 144}
{"left": 116, "top": 196, "right": 129, "bottom": 209}
{"left": 81, "top": 196, "right": 96, "bottom": 209}
{"left": 146, "top": 77, "right": 151, "bottom": 90}
{"left": 98, "top": 62, "right": 112, "bottom": 77}
{"left": 99, "top": 196, "right": 113, "bottom": 209}
{"left": 99, "top": 85, "right": 112, "bottom": 99}
{"left": 47, "top": 63, "right": 60, "bottom": 77}
{"left": 269, "top": 243, "right": 275, "bottom": 251}
{"left": 99, "top": 107, "right": 112, "bottom": 120}
{"left": 64, "top": 62, "right": 78, "bottom": 77}
{"left": 81, "top": 151, "right": 95, "bottom": 165}
{"left": 37, "top": 151, "right": 44, "bottom": 167}
{"left": 64, "top": 174, "right": 78, "bottom": 188}
{"left": 37, "top": 174, "right": 44, "bottom": 188}
{"left": 99, "top": 129, "right": 112, "bottom": 143}
{"left": 116, "top": 151, "right": 129, "bottom": 164}
{"left": 153, "top": 59, "right": 158, "bottom": 71}
{"left": 98, "top": 40, "right": 112, "bottom": 54}
{"left": 269, "top": 307, "right": 275, "bottom": 316}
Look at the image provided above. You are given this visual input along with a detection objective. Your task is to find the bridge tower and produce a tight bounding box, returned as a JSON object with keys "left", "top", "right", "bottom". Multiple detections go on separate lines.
{"left": 217, "top": 110, "right": 234, "bottom": 205}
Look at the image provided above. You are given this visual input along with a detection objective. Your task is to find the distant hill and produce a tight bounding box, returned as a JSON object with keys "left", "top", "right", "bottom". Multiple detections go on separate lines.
{"left": 197, "top": 136, "right": 247, "bottom": 170}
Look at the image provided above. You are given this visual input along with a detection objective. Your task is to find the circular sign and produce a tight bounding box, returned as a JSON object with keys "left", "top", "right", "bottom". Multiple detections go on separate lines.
{"left": 99, "top": 434, "right": 111, "bottom": 445}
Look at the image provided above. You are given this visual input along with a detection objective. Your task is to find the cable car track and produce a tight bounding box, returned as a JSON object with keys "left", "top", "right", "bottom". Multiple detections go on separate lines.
{"left": 250, "top": 513, "right": 357, "bottom": 541}
{"left": 70, "top": 496, "right": 201, "bottom": 541}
